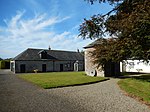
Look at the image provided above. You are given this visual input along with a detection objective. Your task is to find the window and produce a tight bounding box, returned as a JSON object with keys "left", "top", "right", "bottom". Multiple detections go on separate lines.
{"left": 39, "top": 50, "right": 47, "bottom": 59}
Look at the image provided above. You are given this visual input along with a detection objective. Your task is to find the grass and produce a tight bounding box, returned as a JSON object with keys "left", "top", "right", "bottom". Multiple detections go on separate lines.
{"left": 17, "top": 72, "right": 108, "bottom": 89}
{"left": 118, "top": 74, "right": 150, "bottom": 105}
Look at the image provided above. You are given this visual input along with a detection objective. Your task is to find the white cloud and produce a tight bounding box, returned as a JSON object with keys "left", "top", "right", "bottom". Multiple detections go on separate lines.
{"left": 0, "top": 11, "right": 91, "bottom": 59}
{"left": 3, "top": 11, "right": 70, "bottom": 38}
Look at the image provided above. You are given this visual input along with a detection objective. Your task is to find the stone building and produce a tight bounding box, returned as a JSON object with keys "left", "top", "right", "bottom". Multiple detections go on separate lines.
{"left": 10, "top": 48, "right": 84, "bottom": 73}
{"left": 84, "top": 39, "right": 120, "bottom": 77}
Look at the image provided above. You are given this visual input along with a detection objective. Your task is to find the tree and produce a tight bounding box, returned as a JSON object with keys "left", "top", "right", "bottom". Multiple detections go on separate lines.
{"left": 79, "top": 0, "right": 150, "bottom": 68}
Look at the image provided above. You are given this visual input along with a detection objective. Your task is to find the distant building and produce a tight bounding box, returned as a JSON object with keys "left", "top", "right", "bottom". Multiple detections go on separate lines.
{"left": 10, "top": 48, "right": 84, "bottom": 73}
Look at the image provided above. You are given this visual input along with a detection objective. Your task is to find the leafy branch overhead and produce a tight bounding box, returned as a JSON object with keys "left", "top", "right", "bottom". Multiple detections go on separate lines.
{"left": 80, "top": 0, "right": 150, "bottom": 67}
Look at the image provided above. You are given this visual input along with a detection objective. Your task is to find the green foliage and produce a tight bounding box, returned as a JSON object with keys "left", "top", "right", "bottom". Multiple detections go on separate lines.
{"left": 0, "top": 61, "right": 1, "bottom": 69}
{"left": 0, "top": 61, "right": 6, "bottom": 69}
{"left": 85, "top": 0, "right": 121, "bottom": 5}
{"left": 118, "top": 74, "right": 150, "bottom": 104}
{"left": 80, "top": 0, "right": 150, "bottom": 67}
{"left": 18, "top": 72, "right": 107, "bottom": 89}
{"left": 0, "top": 60, "right": 10, "bottom": 69}
{"left": 79, "top": 15, "right": 105, "bottom": 39}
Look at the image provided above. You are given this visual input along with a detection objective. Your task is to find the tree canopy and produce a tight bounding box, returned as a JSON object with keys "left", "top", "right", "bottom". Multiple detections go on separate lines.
{"left": 79, "top": 0, "right": 150, "bottom": 68}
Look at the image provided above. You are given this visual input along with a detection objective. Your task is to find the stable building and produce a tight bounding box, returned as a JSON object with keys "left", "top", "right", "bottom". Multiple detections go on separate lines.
{"left": 10, "top": 48, "right": 84, "bottom": 73}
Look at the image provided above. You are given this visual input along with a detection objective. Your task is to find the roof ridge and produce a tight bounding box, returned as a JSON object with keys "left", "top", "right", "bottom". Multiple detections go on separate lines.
{"left": 84, "top": 38, "right": 107, "bottom": 48}
{"left": 27, "top": 48, "right": 79, "bottom": 53}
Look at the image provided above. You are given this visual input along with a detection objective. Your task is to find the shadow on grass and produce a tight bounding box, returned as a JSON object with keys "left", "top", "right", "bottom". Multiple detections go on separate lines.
{"left": 133, "top": 75, "right": 150, "bottom": 82}
{"left": 117, "top": 72, "right": 150, "bottom": 80}
{"left": 45, "top": 78, "right": 109, "bottom": 89}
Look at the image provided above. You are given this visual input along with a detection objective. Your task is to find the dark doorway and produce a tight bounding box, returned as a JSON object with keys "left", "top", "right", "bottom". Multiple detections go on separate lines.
{"left": 11, "top": 62, "right": 14, "bottom": 71}
{"left": 111, "top": 63, "right": 115, "bottom": 76}
{"left": 5, "top": 62, "right": 10, "bottom": 69}
{"left": 104, "top": 62, "right": 120, "bottom": 77}
{"left": 42, "top": 64, "right": 46, "bottom": 72}
{"left": 20, "top": 64, "right": 26, "bottom": 73}
{"left": 60, "top": 64, "right": 63, "bottom": 71}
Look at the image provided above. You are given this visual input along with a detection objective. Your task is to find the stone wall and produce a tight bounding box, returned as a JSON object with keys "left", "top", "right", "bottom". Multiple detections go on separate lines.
{"left": 84, "top": 48, "right": 104, "bottom": 77}
{"left": 85, "top": 48, "right": 120, "bottom": 77}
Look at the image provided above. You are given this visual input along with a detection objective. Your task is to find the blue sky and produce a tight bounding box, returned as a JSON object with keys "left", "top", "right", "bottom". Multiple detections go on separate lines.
{"left": 0, "top": 0, "right": 113, "bottom": 59}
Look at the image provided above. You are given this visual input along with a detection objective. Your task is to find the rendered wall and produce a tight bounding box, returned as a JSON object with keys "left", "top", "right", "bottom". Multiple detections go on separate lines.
{"left": 121, "top": 60, "right": 150, "bottom": 73}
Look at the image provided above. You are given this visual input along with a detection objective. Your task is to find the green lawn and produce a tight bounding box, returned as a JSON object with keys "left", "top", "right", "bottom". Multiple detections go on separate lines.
{"left": 118, "top": 74, "right": 150, "bottom": 105}
{"left": 17, "top": 72, "right": 107, "bottom": 89}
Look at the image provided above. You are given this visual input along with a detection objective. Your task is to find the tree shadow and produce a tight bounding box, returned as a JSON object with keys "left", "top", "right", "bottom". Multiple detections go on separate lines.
{"left": 133, "top": 75, "right": 150, "bottom": 82}
{"left": 117, "top": 72, "right": 150, "bottom": 82}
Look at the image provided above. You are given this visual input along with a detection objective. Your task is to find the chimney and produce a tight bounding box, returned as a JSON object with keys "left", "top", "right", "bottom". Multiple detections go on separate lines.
{"left": 48, "top": 45, "right": 51, "bottom": 50}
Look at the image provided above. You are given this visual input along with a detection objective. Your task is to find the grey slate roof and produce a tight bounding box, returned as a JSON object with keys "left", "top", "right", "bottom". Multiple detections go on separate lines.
{"left": 13, "top": 48, "right": 84, "bottom": 61}
{"left": 84, "top": 38, "right": 106, "bottom": 49}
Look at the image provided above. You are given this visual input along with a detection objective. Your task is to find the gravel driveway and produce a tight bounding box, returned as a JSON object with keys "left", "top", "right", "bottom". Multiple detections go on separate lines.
{"left": 0, "top": 69, "right": 149, "bottom": 112}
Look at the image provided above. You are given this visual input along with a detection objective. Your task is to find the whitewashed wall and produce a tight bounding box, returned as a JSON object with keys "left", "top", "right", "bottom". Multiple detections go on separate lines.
{"left": 121, "top": 60, "right": 150, "bottom": 73}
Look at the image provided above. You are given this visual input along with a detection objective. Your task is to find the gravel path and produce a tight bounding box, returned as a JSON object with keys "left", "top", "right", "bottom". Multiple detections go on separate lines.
{"left": 0, "top": 69, "right": 149, "bottom": 112}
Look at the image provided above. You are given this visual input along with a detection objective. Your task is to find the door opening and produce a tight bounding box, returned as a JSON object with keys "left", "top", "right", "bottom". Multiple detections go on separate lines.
{"left": 42, "top": 64, "right": 46, "bottom": 72}
{"left": 60, "top": 64, "right": 63, "bottom": 71}
{"left": 20, "top": 64, "right": 26, "bottom": 73}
